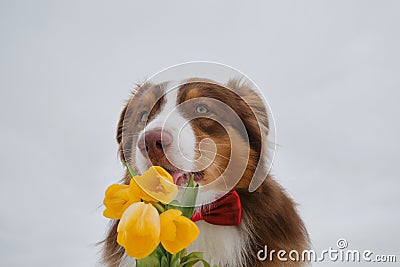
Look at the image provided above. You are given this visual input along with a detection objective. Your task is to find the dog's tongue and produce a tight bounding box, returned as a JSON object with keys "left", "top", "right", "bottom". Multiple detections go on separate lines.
{"left": 171, "top": 171, "right": 183, "bottom": 185}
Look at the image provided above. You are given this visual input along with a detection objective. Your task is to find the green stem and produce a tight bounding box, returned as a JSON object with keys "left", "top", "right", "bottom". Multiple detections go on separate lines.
{"left": 122, "top": 160, "right": 137, "bottom": 178}
{"left": 152, "top": 202, "right": 165, "bottom": 213}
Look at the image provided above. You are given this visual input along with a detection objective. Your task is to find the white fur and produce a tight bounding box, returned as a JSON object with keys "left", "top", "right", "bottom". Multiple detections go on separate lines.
{"left": 189, "top": 221, "right": 249, "bottom": 267}
{"left": 119, "top": 255, "right": 136, "bottom": 267}
{"left": 189, "top": 189, "right": 250, "bottom": 266}
{"left": 135, "top": 87, "right": 196, "bottom": 174}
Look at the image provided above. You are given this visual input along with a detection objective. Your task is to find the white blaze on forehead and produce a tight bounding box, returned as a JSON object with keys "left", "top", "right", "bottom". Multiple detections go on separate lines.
{"left": 135, "top": 86, "right": 196, "bottom": 174}
{"left": 145, "top": 87, "right": 179, "bottom": 130}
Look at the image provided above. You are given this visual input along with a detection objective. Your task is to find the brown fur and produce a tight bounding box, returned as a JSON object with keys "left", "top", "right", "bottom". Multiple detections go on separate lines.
{"left": 238, "top": 179, "right": 309, "bottom": 266}
{"left": 177, "top": 80, "right": 266, "bottom": 189}
{"left": 101, "top": 80, "right": 309, "bottom": 266}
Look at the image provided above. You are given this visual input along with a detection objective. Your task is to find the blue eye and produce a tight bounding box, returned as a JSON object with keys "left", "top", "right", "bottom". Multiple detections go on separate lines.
{"left": 196, "top": 105, "right": 208, "bottom": 114}
{"left": 140, "top": 111, "right": 149, "bottom": 122}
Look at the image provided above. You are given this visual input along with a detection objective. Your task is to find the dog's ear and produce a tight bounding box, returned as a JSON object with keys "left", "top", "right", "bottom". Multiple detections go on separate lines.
{"left": 116, "top": 85, "right": 142, "bottom": 163}
{"left": 226, "top": 79, "right": 271, "bottom": 192}
{"left": 116, "top": 96, "right": 140, "bottom": 164}
{"left": 116, "top": 102, "right": 129, "bottom": 162}
{"left": 115, "top": 82, "right": 154, "bottom": 166}
{"left": 226, "top": 79, "right": 269, "bottom": 151}
{"left": 116, "top": 91, "right": 140, "bottom": 184}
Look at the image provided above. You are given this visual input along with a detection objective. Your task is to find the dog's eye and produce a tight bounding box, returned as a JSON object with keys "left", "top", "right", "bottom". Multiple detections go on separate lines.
{"left": 140, "top": 111, "right": 149, "bottom": 122}
{"left": 195, "top": 104, "right": 208, "bottom": 114}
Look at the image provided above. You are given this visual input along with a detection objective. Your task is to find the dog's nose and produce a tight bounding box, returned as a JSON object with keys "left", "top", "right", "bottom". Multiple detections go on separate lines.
{"left": 138, "top": 129, "right": 173, "bottom": 158}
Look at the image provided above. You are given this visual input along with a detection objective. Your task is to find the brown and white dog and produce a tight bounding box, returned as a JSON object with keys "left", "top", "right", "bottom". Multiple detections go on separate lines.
{"left": 101, "top": 79, "right": 309, "bottom": 267}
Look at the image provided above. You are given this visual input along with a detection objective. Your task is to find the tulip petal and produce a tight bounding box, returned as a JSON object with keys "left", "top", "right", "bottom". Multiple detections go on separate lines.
{"left": 117, "top": 202, "right": 161, "bottom": 259}
{"left": 130, "top": 166, "right": 178, "bottom": 204}
{"left": 175, "top": 216, "right": 200, "bottom": 244}
{"left": 152, "top": 166, "right": 174, "bottom": 183}
{"left": 103, "top": 184, "right": 134, "bottom": 219}
{"left": 160, "top": 209, "right": 181, "bottom": 241}
{"left": 159, "top": 209, "right": 200, "bottom": 254}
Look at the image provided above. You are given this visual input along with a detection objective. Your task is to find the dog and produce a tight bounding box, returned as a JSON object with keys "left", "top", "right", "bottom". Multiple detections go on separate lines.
{"left": 101, "top": 78, "right": 309, "bottom": 266}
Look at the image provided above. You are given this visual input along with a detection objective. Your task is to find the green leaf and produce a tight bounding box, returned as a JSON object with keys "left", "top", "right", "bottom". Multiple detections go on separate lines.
{"left": 136, "top": 255, "right": 160, "bottom": 267}
{"left": 182, "top": 252, "right": 204, "bottom": 260}
{"left": 166, "top": 200, "right": 180, "bottom": 210}
{"left": 179, "top": 175, "right": 199, "bottom": 218}
{"left": 181, "top": 258, "right": 200, "bottom": 267}
{"left": 187, "top": 174, "right": 195, "bottom": 187}
{"left": 154, "top": 244, "right": 167, "bottom": 256}
{"left": 180, "top": 258, "right": 211, "bottom": 267}
{"left": 180, "top": 252, "right": 203, "bottom": 267}
{"left": 160, "top": 256, "right": 168, "bottom": 267}
{"left": 136, "top": 244, "right": 169, "bottom": 267}
{"left": 179, "top": 248, "right": 187, "bottom": 260}
{"left": 165, "top": 176, "right": 198, "bottom": 218}
{"left": 169, "top": 252, "right": 180, "bottom": 267}
{"left": 179, "top": 252, "right": 218, "bottom": 267}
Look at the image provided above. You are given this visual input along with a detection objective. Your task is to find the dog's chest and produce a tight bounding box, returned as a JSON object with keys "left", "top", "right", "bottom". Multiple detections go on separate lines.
{"left": 188, "top": 221, "right": 247, "bottom": 267}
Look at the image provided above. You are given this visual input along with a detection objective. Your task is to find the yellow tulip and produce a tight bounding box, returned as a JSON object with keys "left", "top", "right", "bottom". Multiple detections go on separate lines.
{"left": 103, "top": 184, "right": 140, "bottom": 219}
{"left": 117, "top": 202, "right": 161, "bottom": 259}
{"left": 159, "top": 209, "right": 200, "bottom": 254}
{"left": 129, "top": 166, "right": 178, "bottom": 204}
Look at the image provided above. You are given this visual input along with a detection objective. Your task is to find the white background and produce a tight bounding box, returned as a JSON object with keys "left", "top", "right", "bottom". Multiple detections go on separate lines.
{"left": 1, "top": 1, "right": 399, "bottom": 266}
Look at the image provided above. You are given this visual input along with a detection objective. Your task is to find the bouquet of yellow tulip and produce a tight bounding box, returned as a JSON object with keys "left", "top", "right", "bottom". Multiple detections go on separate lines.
{"left": 103, "top": 163, "right": 217, "bottom": 267}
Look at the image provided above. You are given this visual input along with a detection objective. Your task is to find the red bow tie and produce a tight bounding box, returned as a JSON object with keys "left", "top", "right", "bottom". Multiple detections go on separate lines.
{"left": 191, "top": 190, "right": 242, "bottom": 226}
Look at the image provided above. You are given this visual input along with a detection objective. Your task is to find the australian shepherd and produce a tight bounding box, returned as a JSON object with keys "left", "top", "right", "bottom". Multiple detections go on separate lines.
{"left": 101, "top": 78, "right": 309, "bottom": 266}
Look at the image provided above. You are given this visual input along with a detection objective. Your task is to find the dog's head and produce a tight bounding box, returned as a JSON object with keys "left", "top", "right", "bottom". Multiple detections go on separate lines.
{"left": 117, "top": 79, "right": 270, "bottom": 201}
